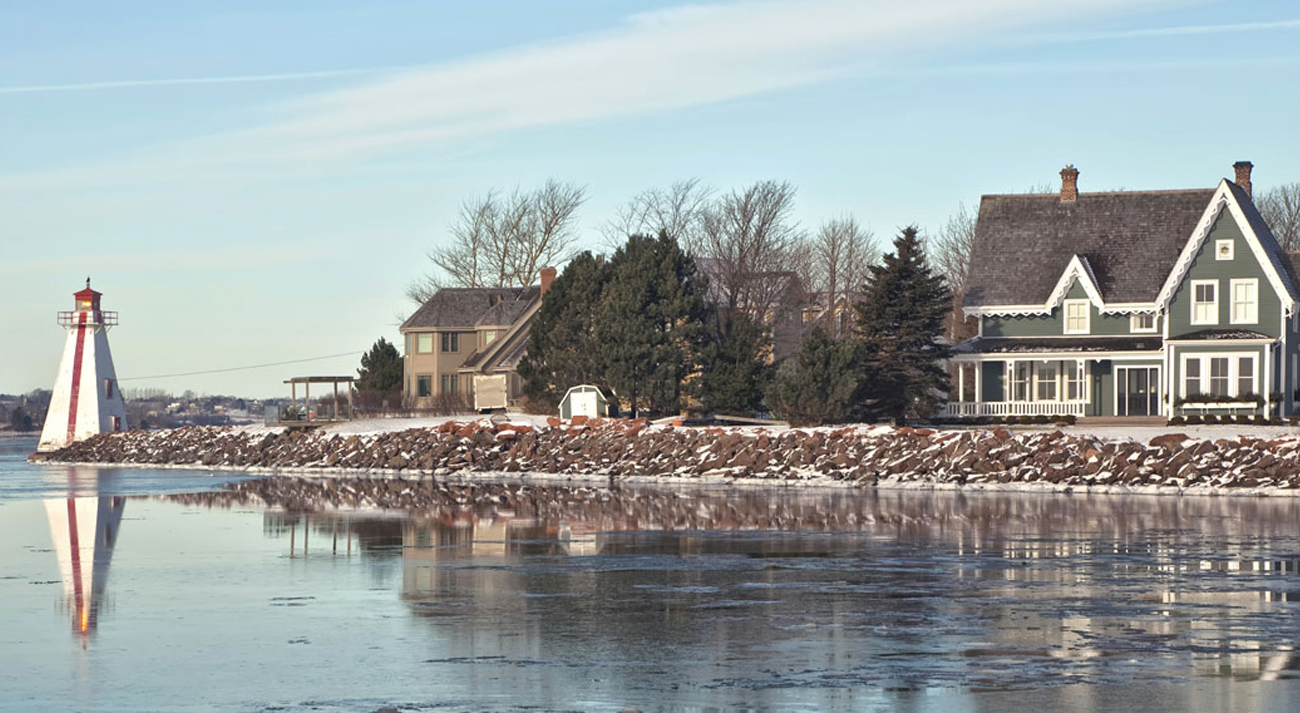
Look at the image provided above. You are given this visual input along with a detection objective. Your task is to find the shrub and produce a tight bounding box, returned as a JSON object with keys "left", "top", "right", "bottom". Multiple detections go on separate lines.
{"left": 1031, "top": 414, "right": 1050, "bottom": 425}
{"left": 1168, "top": 416, "right": 1186, "bottom": 426}
{"left": 1202, "top": 414, "right": 1220, "bottom": 425}
{"left": 1235, "top": 414, "right": 1252, "bottom": 425}
{"left": 1252, "top": 414, "right": 1268, "bottom": 425}
{"left": 1185, "top": 414, "right": 1203, "bottom": 425}
{"left": 1290, "top": 416, "right": 1299, "bottom": 427}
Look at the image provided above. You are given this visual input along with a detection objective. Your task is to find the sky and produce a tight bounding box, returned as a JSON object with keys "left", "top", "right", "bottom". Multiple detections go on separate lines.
{"left": 2, "top": 0, "right": 1299, "bottom": 398}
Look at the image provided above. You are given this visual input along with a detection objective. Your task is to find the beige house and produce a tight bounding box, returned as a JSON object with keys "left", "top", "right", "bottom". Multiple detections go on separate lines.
{"left": 399, "top": 269, "right": 554, "bottom": 409}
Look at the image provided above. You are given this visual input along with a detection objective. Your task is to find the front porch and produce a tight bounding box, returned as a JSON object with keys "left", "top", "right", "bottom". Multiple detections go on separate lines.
{"left": 943, "top": 336, "right": 1167, "bottom": 419}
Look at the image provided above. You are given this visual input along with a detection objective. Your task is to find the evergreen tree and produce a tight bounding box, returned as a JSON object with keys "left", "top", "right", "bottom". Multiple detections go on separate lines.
{"left": 766, "top": 328, "right": 866, "bottom": 426}
{"left": 595, "top": 231, "right": 709, "bottom": 417}
{"left": 518, "top": 251, "right": 612, "bottom": 411}
{"left": 356, "top": 338, "right": 403, "bottom": 393}
{"left": 852, "top": 226, "right": 951, "bottom": 424}
{"left": 700, "top": 312, "right": 772, "bottom": 416}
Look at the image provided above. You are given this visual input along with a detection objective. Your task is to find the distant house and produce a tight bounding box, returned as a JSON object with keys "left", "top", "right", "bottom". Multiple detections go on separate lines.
{"left": 801, "top": 290, "right": 861, "bottom": 340}
{"left": 399, "top": 268, "right": 555, "bottom": 409}
{"left": 695, "top": 258, "right": 808, "bottom": 362}
{"left": 947, "top": 162, "right": 1300, "bottom": 420}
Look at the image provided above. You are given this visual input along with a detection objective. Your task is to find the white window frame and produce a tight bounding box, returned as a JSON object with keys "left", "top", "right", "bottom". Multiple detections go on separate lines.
{"left": 1215, "top": 239, "right": 1234, "bottom": 261}
{"left": 1190, "top": 280, "right": 1219, "bottom": 326}
{"left": 1179, "top": 352, "right": 1259, "bottom": 399}
{"left": 1130, "top": 312, "right": 1157, "bottom": 334}
{"left": 1035, "top": 361, "right": 1059, "bottom": 401}
{"left": 1063, "top": 299, "right": 1090, "bottom": 335}
{"left": 1230, "top": 278, "right": 1258, "bottom": 325}
{"left": 416, "top": 333, "right": 434, "bottom": 353}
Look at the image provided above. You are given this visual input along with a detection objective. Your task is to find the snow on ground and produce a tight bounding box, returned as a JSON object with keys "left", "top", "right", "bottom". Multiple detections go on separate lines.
{"left": 231, "top": 413, "right": 1300, "bottom": 444}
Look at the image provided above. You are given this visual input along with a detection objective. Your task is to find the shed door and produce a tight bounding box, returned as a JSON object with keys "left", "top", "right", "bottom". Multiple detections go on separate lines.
{"left": 574, "top": 391, "right": 599, "bottom": 418}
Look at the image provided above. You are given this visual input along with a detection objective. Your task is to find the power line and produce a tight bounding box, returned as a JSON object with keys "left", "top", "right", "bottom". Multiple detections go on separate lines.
{"left": 118, "top": 351, "right": 362, "bottom": 381}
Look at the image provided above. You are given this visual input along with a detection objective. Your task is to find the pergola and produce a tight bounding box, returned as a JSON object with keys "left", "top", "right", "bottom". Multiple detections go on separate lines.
{"left": 280, "top": 376, "right": 355, "bottom": 426}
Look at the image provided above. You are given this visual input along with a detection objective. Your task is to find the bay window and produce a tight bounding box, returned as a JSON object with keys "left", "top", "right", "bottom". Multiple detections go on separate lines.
{"left": 1181, "top": 353, "right": 1259, "bottom": 400}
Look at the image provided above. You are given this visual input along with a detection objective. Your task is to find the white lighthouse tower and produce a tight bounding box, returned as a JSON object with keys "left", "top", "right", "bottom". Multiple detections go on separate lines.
{"left": 37, "top": 279, "right": 129, "bottom": 452}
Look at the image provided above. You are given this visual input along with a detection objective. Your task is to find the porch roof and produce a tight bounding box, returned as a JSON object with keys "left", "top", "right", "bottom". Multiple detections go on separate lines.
{"left": 1165, "top": 328, "right": 1272, "bottom": 341}
{"left": 954, "top": 336, "right": 1162, "bottom": 355}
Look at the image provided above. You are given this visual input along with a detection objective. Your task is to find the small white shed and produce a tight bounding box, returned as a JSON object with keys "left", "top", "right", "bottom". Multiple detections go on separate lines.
{"left": 559, "top": 384, "right": 614, "bottom": 420}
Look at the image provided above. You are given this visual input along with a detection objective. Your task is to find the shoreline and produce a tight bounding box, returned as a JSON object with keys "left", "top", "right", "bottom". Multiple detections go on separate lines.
{"left": 32, "top": 417, "right": 1300, "bottom": 498}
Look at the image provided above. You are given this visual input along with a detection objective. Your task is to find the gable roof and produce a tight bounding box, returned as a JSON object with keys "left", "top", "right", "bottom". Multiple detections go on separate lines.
{"left": 400, "top": 287, "right": 533, "bottom": 331}
{"left": 964, "top": 188, "right": 1216, "bottom": 309}
{"left": 1153, "top": 180, "right": 1297, "bottom": 314}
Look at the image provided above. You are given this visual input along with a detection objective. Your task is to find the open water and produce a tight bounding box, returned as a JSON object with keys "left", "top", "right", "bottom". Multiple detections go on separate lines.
{"left": 4, "top": 435, "right": 1300, "bottom": 711}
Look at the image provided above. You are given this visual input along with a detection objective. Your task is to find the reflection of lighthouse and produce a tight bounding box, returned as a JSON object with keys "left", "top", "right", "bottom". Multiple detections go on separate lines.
{"left": 37, "top": 279, "right": 128, "bottom": 452}
{"left": 44, "top": 496, "right": 126, "bottom": 640}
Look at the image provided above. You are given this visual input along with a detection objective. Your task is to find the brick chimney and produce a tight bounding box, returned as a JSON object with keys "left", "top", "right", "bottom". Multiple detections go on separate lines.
{"left": 1234, "top": 160, "right": 1253, "bottom": 198}
{"left": 1060, "top": 164, "right": 1079, "bottom": 203}
{"left": 540, "top": 266, "right": 557, "bottom": 295}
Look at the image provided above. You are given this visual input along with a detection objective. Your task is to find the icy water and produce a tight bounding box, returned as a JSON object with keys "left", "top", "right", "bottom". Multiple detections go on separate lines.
{"left": 4, "top": 437, "right": 1300, "bottom": 711}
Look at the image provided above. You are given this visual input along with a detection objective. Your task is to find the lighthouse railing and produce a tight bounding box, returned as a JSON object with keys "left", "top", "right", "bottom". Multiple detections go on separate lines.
{"left": 57, "top": 311, "right": 118, "bottom": 327}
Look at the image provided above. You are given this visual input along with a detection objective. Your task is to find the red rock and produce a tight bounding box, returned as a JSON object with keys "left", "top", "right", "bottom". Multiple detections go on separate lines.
{"left": 437, "top": 421, "right": 458, "bottom": 434}
{"left": 547, "top": 416, "right": 562, "bottom": 428}
{"left": 571, "top": 415, "right": 589, "bottom": 426}
{"left": 1148, "top": 433, "right": 1188, "bottom": 451}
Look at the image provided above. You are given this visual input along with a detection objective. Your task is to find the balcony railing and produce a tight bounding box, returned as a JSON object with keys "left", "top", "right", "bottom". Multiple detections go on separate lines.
{"left": 57, "top": 310, "right": 118, "bottom": 327}
{"left": 940, "top": 400, "right": 1087, "bottom": 418}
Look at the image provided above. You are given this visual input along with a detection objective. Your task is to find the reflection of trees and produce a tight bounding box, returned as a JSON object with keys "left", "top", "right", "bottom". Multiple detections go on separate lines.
{"left": 168, "top": 484, "right": 1300, "bottom": 696}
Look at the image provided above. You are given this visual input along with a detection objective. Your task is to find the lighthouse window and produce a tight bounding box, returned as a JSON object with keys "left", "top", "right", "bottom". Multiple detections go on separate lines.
{"left": 104, "top": 379, "right": 114, "bottom": 399}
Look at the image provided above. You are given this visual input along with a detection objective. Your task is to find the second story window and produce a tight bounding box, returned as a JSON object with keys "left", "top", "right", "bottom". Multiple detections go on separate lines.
{"left": 416, "top": 333, "right": 434, "bottom": 353}
{"left": 441, "top": 332, "right": 459, "bottom": 352}
{"left": 1191, "top": 280, "right": 1218, "bottom": 325}
{"left": 1063, "top": 299, "right": 1090, "bottom": 334}
{"left": 1130, "top": 312, "right": 1157, "bottom": 333}
{"left": 1230, "top": 279, "right": 1258, "bottom": 324}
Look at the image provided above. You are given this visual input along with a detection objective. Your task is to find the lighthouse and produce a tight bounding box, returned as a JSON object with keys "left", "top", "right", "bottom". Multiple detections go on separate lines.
{"left": 37, "top": 279, "right": 129, "bottom": 453}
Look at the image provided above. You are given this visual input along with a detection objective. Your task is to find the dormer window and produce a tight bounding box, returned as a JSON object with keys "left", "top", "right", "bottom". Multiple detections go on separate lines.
{"left": 1216, "top": 239, "right": 1234, "bottom": 261}
{"left": 1063, "top": 299, "right": 1090, "bottom": 334}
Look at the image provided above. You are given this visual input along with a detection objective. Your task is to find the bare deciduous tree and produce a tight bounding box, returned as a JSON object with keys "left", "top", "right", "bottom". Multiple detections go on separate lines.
{"left": 694, "top": 180, "right": 805, "bottom": 316}
{"left": 928, "top": 202, "right": 978, "bottom": 340}
{"left": 407, "top": 179, "right": 586, "bottom": 304}
{"left": 799, "top": 216, "right": 876, "bottom": 337}
{"left": 1258, "top": 183, "right": 1300, "bottom": 252}
{"left": 600, "top": 178, "right": 712, "bottom": 249}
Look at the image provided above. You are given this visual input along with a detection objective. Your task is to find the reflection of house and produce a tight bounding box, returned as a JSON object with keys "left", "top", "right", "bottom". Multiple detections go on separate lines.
{"left": 948, "top": 162, "right": 1299, "bottom": 419}
{"left": 399, "top": 269, "right": 555, "bottom": 408}
{"left": 696, "top": 258, "right": 808, "bottom": 362}
{"left": 44, "top": 496, "right": 125, "bottom": 640}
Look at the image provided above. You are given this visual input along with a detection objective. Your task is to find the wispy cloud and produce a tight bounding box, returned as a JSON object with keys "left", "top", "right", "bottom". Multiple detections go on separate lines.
{"left": 1040, "top": 18, "right": 1300, "bottom": 43}
{"left": 0, "top": 0, "right": 1178, "bottom": 189}
{"left": 0, "top": 65, "right": 429, "bottom": 95}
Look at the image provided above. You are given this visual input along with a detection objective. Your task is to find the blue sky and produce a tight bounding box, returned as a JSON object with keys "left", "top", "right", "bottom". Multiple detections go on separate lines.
{"left": 2, "top": 0, "right": 1299, "bottom": 397}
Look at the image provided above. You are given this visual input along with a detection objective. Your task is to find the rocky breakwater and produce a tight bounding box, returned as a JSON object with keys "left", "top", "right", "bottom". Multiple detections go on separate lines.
{"left": 37, "top": 418, "right": 1300, "bottom": 490}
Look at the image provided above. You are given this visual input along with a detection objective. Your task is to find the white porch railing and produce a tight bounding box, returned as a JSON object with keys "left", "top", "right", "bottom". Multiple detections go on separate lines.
{"left": 940, "top": 400, "right": 1087, "bottom": 418}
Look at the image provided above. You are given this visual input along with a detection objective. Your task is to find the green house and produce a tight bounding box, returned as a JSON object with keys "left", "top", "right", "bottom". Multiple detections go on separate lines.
{"left": 948, "top": 162, "right": 1298, "bottom": 420}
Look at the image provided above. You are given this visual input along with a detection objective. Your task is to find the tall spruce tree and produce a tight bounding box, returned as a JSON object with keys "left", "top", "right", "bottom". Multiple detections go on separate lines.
{"left": 766, "top": 327, "right": 866, "bottom": 426}
{"left": 518, "top": 251, "right": 612, "bottom": 411}
{"left": 701, "top": 312, "right": 772, "bottom": 416}
{"left": 356, "top": 338, "right": 403, "bottom": 393}
{"left": 595, "top": 231, "right": 709, "bottom": 417}
{"left": 853, "top": 226, "right": 951, "bottom": 424}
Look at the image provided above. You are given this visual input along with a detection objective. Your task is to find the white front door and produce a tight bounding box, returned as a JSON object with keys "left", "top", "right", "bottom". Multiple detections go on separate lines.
{"left": 574, "top": 391, "right": 599, "bottom": 418}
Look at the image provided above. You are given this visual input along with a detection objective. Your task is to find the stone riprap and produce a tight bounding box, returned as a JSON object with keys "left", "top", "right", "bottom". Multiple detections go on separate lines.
{"left": 36, "top": 417, "right": 1300, "bottom": 490}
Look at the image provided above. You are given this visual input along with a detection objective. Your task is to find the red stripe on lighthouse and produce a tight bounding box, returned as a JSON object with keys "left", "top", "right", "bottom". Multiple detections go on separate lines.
{"left": 66, "top": 311, "right": 89, "bottom": 445}
{"left": 66, "top": 498, "right": 86, "bottom": 633}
